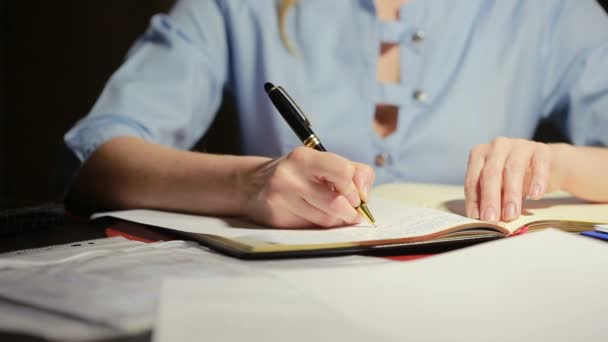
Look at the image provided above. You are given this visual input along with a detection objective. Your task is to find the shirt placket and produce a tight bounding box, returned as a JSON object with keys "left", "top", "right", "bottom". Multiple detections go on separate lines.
{"left": 372, "top": 5, "right": 429, "bottom": 182}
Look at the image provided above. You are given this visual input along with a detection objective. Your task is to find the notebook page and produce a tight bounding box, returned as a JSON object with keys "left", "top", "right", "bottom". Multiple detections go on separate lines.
{"left": 502, "top": 197, "right": 608, "bottom": 232}
{"left": 241, "top": 199, "right": 482, "bottom": 244}
{"left": 96, "top": 198, "right": 483, "bottom": 245}
{"left": 374, "top": 184, "right": 608, "bottom": 234}
{"left": 441, "top": 195, "right": 608, "bottom": 234}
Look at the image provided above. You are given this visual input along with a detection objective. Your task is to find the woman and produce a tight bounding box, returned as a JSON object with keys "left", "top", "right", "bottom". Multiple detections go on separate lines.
{"left": 64, "top": 0, "right": 608, "bottom": 228}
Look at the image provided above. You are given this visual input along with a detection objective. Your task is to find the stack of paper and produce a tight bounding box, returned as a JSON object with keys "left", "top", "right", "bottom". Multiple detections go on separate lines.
{"left": 154, "top": 229, "right": 608, "bottom": 342}
{"left": 0, "top": 237, "right": 385, "bottom": 341}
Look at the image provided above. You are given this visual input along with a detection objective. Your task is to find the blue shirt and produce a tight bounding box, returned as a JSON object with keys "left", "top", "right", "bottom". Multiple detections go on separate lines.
{"left": 64, "top": 0, "right": 608, "bottom": 185}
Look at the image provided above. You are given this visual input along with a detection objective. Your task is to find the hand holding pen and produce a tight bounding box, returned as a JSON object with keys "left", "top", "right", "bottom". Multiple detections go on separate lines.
{"left": 239, "top": 82, "right": 376, "bottom": 229}
{"left": 262, "top": 82, "right": 376, "bottom": 226}
{"left": 243, "top": 145, "right": 376, "bottom": 228}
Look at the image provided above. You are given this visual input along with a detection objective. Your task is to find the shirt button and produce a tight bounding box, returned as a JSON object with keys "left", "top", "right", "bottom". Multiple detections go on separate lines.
{"left": 412, "top": 30, "right": 425, "bottom": 43}
{"left": 374, "top": 153, "right": 390, "bottom": 167}
{"left": 413, "top": 89, "right": 428, "bottom": 103}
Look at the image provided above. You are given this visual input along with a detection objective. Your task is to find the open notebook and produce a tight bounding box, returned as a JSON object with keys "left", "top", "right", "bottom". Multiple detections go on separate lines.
{"left": 93, "top": 183, "right": 608, "bottom": 259}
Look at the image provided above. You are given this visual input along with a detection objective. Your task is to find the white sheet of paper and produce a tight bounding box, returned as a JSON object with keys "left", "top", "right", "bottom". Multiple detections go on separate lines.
{"left": 153, "top": 229, "right": 608, "bottom": 342}
{"left": 95, "top": 198, "right": 480, "bottom": 245}
{"left": 153, "top": 277, "right": 389, "bottom": 342}
{"left": 595, "top": 224, "right": 608, "bottom": 233}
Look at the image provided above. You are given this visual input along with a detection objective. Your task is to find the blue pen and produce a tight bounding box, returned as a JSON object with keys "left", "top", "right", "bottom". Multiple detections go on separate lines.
{"left": 581, "top": 230, "right": 608, "bottom": 242}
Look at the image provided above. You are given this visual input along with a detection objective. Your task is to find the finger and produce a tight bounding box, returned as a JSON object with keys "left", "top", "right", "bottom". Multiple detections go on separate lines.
{"left": 260, "top": 163, "right": 347, "bottom": 228}
{"left": 353, "top": 163, "right": 376, "bottom": 203}
{"left": 302, "top": 181, "right": 361, "bottom": 224}
{"left": 287, "top": 196, "right": 347, "bottom": 228}
{"left": 501, "top": 145, "right": 533, "bottom": 221}
{"left": 479, "top": 138, "right": 511, "bottom": 222}
{"left": 273, "top": 168, "right": 358, "bottom": 226}
{"left": 464, "top": 144, "right": 487, "bottom": 219}
{"left": 519, "top": 165, "right": 533, "bottom": 209}
{"left": 527, "top": 144, "right": 551, "bottom": 200}
{"left": 287, "top": 147, "right": 361, "bottom": 207}
{"left": 270, "top": 195, "right": 344, "bottom": 229}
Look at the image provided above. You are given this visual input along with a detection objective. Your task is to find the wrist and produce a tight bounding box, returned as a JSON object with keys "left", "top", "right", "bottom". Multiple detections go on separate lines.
{"left": 549, "top": 143, "right": 576, "bottom": 193}
{"left": 234, "top": 156, "right": 274, "bottom": 216}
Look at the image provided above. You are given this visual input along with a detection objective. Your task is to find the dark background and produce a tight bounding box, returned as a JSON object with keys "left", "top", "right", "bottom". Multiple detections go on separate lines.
{"left": 1, "top": 1, "right": 607, "bottom": 202}
{"left": 1, "top": 1, "right": 176, "bottom": 201}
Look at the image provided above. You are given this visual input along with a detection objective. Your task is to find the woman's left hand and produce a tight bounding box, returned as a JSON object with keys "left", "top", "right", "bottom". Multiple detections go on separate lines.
{"left": 464, "top": 137, "right": 570, "bottom": 222}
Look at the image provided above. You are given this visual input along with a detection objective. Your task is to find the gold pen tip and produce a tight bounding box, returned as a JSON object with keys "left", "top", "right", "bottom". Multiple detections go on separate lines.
{"left": 357, "top": 203, "right": 376, "bottom": 227}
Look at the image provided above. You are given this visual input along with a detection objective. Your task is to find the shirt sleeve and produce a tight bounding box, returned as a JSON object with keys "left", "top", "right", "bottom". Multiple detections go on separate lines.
{"left": 64, "top": 0, "right": 230, "bottom": 162}
{"left": 540, "top": 0, "right": 608, "bottom": 146}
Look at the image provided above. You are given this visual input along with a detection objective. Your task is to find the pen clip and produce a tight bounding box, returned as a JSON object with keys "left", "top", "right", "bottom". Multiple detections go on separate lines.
{"left": 279, "top": 87, "right": 312, "bottom": 128}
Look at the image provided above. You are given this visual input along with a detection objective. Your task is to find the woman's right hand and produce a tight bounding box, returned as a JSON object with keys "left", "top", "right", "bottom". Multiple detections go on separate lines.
{"left": 242, "top": 147, "right": 375, "bottom": 229}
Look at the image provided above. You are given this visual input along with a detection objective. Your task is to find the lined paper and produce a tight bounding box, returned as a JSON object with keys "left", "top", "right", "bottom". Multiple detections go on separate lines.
{"left": 95, "top": 198, "right": 482, "bottom": 245}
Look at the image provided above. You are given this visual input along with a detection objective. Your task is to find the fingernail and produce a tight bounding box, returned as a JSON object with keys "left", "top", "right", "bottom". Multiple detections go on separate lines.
{"left": 352, "top": 193, "right": 362, "bottom": 207}
{"left": 359, "top": 185, "right": 369, "bottom": 203}
{"left": 482, "top": 207, "right": 497, "bottom": 222}
{"left": 468, "top": 207, "right": 479, "bottom": 219}
{"left": 503, "top": 202, "right": 517, "bottom": 220}
{"left": 530, "top": 183, "right": 543, "bottom": 199}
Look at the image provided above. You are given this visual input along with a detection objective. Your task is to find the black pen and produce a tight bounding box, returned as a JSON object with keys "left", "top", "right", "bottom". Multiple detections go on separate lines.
{"left": 264, "top": 82, "right": 376, "bottom": 226}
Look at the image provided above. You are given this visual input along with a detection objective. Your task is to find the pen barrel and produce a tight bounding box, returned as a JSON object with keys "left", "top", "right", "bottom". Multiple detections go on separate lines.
{"left": 266, "top": 86, "right": 321, "bottom": 145}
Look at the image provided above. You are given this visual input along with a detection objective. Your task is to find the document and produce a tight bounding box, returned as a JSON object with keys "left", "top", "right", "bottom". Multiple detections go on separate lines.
{"left": 0, "top": 237, "right": 384, "bottom": 341}
{"left": 153, "top": 229, "right": 608, "bottom": 342}
{"left": 596, "top": 224, "right": 608, "bottom": 233}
